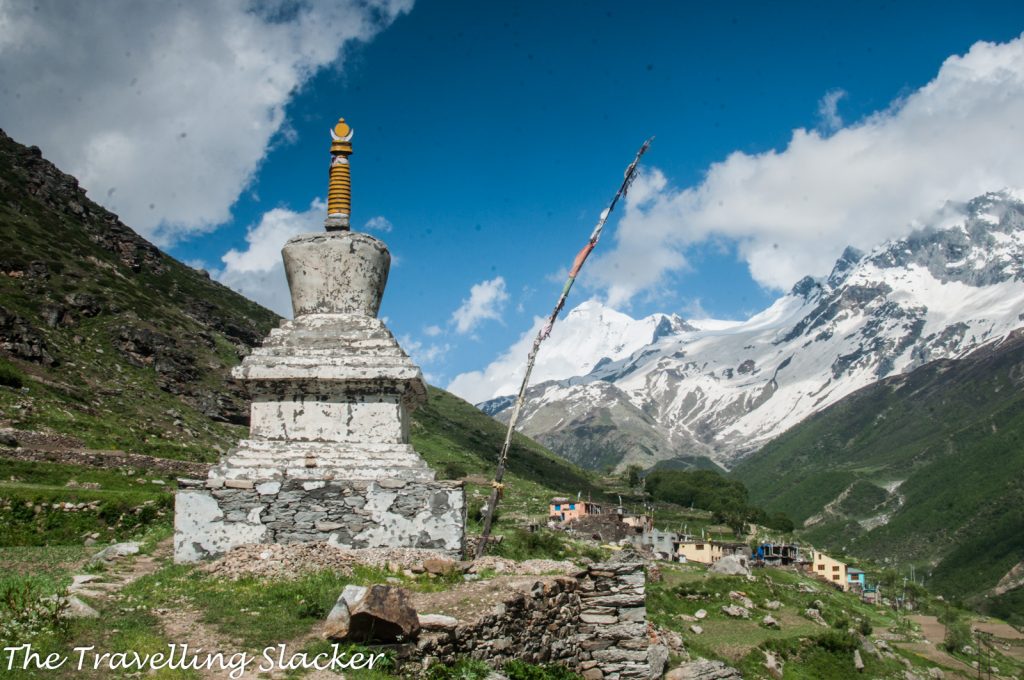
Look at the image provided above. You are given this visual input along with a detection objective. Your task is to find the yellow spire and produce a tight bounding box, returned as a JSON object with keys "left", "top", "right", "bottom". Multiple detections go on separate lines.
{"left": 326, "top": 117, "right": 353, "bottom": 230}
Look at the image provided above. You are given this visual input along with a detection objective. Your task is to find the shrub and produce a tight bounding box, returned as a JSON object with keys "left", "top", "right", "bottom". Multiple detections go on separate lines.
{"left": 0, "top": 360, "right": 24, "bottom": 389}
{"left": 425, "top": 657, "right": 491, "bottom": 680}
{"left": 943, "top": 618, "right": 972, "bottom": 654}
{"left": 441, "top": 461, "right": 469, "bottom": 480}
{"left": 0, "top": 580, "right": 69, "bottom": 645}
{"left": 504, "top": 660, "right": 582, "bottom": 680}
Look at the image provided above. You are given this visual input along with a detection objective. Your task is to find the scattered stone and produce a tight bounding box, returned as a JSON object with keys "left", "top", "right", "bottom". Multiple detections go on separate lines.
{"left": 665, "top": 659, "right": 743, "bottom": 680}
{"left": 805, "top": 608, "right": 829, "bottom": 627}
{"left": 689, "top": 624, "right": 703, "bottom": 635}
{"left": 728, "top": 591, "right": 754, "bottom": 608}
{"left": 797, "top": 583, "right": 817, "bottom": 593}
{"left": 648, "top": 644, "right": 669, "bottom": 679}
{"left": 764, "top": 650, "right": 783, "bottom": 679}
{"left": 70, "top": 574, "right": 102, "bottom": 588}
{"left": 762, "top": 614, "right": 780, "bottom": 629}
{"left": 62, "top": 595, "right": 99, "bottom": 619}
{"left": 678, "top": 613, "right": 697, "bottom": 622}
{"left": 853, "top": 649, "right": 864, "bottom": 672}
{"left": 418, "top": 613, "right": 459, "bottom": 630}
{"left": 926, "top": 668, "right": 944, "bottom": 679}
{"left": 423, "top": 558, "right": 459, "bottom": 575}
{"left": 721, "top": 605, "right": 749, "bottom": 619}
{"left": 764, "top": 600, "right": 782, "bottom": 610}
{"left": 694, "top": 608, "right": 707, "bottom": 620}
{"left": 90, "top": 542, "right": 140, "bottom": 563}
{"left": 324, "top": 584, "right": 419, "bottom": 643}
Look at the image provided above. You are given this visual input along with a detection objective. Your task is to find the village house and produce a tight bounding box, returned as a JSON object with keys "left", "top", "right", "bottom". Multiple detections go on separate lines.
{"left": 549, "top": 497, "right": 603, "bottom": 523}
{"left": 754, "top": 541, "right": 802, "bottom": 567}
{"left": 676, "top": 539, "right": 749, "bottom": 565}
{"left": 846, "top": 567, "right": 866, "bottom": 592}
{"left": 626, "top": 527, "right": 677, "bottom": 557}
{"left": 620, "top": 512, "right": 654, "bottom": 533}
{"left": 809, "top": 549, "right": 853, "bottom": 591}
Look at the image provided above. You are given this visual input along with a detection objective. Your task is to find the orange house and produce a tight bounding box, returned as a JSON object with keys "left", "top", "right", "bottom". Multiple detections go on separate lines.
{"left": 550, "top": 497, "right": 603, "bottom": 523}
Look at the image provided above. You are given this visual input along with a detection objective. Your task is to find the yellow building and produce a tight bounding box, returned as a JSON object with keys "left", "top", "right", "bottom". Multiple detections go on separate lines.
{"left": 549, "top": 497, "right": 603, "bottom": 523}
{"left": 809, "top": 549, "right": 850, "bottom": 590}
{"left": 676, "top": 540, "right": 747, "bottom": 565}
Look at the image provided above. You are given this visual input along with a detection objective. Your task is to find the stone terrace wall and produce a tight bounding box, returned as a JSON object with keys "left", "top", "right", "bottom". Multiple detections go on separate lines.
{"left": 174, "top": 477, "right": 465, "bottom": 563}
{"left": 413, "top": 562, "right": 652, "bottom": 680}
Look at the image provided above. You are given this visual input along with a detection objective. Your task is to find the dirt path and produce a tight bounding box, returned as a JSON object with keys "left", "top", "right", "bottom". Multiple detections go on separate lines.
{"left": 894, "top": 615, "right": 975, "bottom": 678}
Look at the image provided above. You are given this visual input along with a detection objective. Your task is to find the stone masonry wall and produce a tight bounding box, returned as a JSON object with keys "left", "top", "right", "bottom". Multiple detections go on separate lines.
{"left": 174, "top": 477, "right": 465, "bottom": 563}
{"left": 413, "top": 562, "right": 652, "bottom": 680}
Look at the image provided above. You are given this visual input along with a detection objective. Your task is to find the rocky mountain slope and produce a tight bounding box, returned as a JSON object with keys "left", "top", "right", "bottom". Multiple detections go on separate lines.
{"left": 0, "top": 128, "right": 281, "bottom": 459}
{"left": 732, "top": 326, "right": 1024, "bottom": 619}
{"left": 482, "top": 192, "right": 1024, "bottom": 471}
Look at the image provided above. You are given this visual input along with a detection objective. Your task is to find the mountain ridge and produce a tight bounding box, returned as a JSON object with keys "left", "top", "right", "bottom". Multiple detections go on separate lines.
{"left": 480, "top": 191, "right": 1024, "bottom": 472}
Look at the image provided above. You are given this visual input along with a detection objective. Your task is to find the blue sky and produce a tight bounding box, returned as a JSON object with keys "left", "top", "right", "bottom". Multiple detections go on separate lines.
{"left": 3, "top": 1, "right": 1024, "bottom": 395}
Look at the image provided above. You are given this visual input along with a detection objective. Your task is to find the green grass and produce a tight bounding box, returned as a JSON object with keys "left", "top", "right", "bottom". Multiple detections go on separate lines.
{"left": 733, "top": 333, "right": 1024, "bottom": 612}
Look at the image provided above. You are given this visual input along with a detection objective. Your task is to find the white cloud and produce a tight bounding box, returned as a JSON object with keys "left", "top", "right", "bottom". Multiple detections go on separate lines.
{"left": 587, "top": 34, "right": 1024, "bottom": 301}
{"left": 364, "top": 216, "right": 394, "bottom": 232}
{"left": 216, "top": 199, "right": 325, "bottom": 316}
{"left": 451, "top": 276, "right": 509, "bottom": 334}
{"left": 0, "top": 0, "right": 411, "bottom": 244}
{"left": 817, "top": 88, "right": 847, "bottom": 132}
{"left": 397, "top": 335, "right": 450, "bottom": 372}
{"left": 447, "top": 316, "right": 543, "bottom": 404}
{"left": 424, "top": 324, "right": 443, "bottom": 337}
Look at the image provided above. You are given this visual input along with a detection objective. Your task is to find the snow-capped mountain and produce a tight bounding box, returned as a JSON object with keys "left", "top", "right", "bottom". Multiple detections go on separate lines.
{"left": 448, "top": 299, "right": 694, "bottom": 406}
{"left": 480, "top": 191, "right": 1024, "bottom": 471}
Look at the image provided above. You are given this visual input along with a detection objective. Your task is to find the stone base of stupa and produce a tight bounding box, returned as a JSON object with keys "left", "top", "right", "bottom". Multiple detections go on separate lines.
{"left": 173, "top": 296, "right": 466, "bottom": 563}
{"left": 173, "top": 475, "right": 465, "bottom": 563}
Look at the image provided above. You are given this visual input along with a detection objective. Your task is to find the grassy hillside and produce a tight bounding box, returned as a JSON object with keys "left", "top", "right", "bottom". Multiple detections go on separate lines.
{"left": 733, "top": 330, "right": 1024, "bottom": 618}
{"left": 0, "top": 128, "right": 279, "bottom": 460}
{"left": 412, "top": 386, "right": 606, "bottom": 525}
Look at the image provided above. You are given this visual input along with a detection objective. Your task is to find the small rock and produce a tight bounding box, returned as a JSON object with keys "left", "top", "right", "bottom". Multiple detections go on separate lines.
{"left": 694, "top": 608, "right": 707, "bottom": 620}
{"left": 689, "top": 624, "right": 703, "bottom": 635}
{"left": 91, "top": 542, "right": 140, "bottom": 563}
{"left": 764, "top": 650, "right": 783, "bottom": 679}
{"left": 721, "top": 604, "right": 750, "bottom": 619}
{"left": 422, "top": 558, "right": 458, "bottom": 575}
{"left": 648, "top": 644, "right": 669, "bottom": 679}
{"left": 926, "top": 668, "right": 944, "bottom": 679}
{"left": 762, "top": 614, "right": 780, "bottom": 629}
{"left": 418, "top": 613, "right": 459, "bottom": 630}
{"left": 854, "top": 649, "right": 864, "bottom": 671}
{"left": 805, "top": 608, "right": 829, "bottom": 627}
{"left": 764, "top": 600, "right": 782, "bottom": 610}
{"left": 0, "top": 432, "right": 18, "bottom": 447}
{"left": 666, "top": 660, "right": 742, "bottom": 680}
{"left": 678, "top": 613, "right": 697, "bottom": 622}
{"left": 62, "top": 595, "right": 99, "bottom": 619}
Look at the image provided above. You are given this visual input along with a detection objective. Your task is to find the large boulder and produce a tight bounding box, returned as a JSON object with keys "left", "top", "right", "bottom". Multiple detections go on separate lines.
{"left": 708, "top": 555, "right": 750, "bottom": 576}
{"left": 324, "top": 584, "right": 420, "bottom": 643}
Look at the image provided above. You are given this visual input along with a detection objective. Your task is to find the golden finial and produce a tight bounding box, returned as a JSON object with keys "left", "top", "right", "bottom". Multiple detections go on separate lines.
{"left": 326, "top": 117, "right": 354, "bottom": 231}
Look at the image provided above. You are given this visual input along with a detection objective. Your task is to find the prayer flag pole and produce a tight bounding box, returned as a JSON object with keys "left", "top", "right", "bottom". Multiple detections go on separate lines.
{"left": 475, "top": 138, "right": 653, "bottom": 558}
